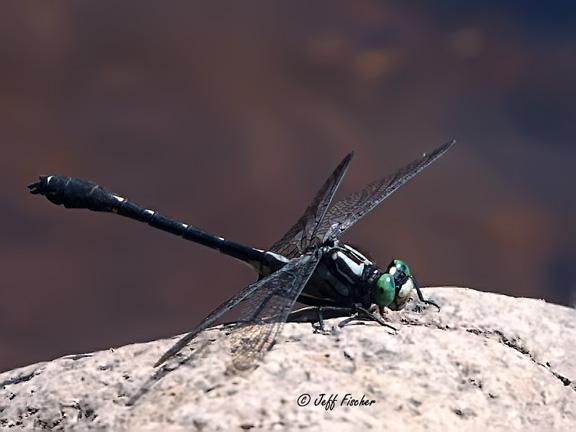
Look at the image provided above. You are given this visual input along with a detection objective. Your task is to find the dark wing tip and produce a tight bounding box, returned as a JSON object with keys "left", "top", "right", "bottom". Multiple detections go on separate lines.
{"left": 439, "top": 138, "right": 456, "bottom": 151}
{"left": 444, "top": 138, "right": 456, "bottom": 152}
{"left": 443, "top": 139, "right": 456, "bottom": 150}
{"left": 153, "top": 348, "right": 177, "bottom": 368}
{"left": 423, "top": 139, "right": 456, "bottom": 159}
{"left": 338, "top": 152, "right": 354, "bottom": 169}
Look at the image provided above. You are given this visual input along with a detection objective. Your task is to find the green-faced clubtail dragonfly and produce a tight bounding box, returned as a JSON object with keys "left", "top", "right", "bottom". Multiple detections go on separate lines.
{"left": 29, "top": 140, "right": 454, "bottom": 372}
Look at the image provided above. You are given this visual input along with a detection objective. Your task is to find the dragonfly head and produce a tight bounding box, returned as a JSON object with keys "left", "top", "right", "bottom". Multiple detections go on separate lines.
{"left": 372, "top": 259, "right": 415, "bottom": 311}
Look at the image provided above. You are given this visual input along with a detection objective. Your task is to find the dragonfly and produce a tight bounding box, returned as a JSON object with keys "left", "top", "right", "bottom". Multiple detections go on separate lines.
{"left": 28, "top": 140, "right": 454, "bottom": 372}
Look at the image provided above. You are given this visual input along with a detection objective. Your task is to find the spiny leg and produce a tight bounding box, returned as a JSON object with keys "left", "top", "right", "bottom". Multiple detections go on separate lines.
{"left": 287, "top": 305, "right": 397, "bottom": 333}
{"left": 311, "top": 306, "right": 356, "bottom": 334}
{"left": 336, "top": 314, "right": 360, "bottom": 328}
{"left": 413, "top": 278, "right": 440, "bottom": 311}
{"left": 312, "top": 307, "right": 327, "bottom": 334}
{"left": 338, "top": 304, "right": 397, "bottom": 333}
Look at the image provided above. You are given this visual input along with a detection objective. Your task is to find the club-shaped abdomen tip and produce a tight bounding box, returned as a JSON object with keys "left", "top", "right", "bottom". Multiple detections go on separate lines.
{"left": 28, "top": 175, "right": 60, "bottom": 195}
{"left": 28, "top": 176, "right": 45, "bottom": 194}
{"left": 31, "top": 175, "right": 62, "bottom": 192}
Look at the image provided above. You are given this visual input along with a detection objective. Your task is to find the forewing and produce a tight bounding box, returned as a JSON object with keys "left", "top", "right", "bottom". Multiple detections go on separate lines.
{"left": 269, "top": 153, "right": 353, "bottom": 258}
{"left": 228, "top": 253, "right": 320, "bottom": 372}
{"left": 317, "top": 140, "right": 455, "bottom": 241}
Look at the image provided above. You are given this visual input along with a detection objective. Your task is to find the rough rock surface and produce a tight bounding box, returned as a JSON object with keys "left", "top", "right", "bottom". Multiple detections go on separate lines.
{"left": 1, "top": 287, "right": 575, "bottom": 431}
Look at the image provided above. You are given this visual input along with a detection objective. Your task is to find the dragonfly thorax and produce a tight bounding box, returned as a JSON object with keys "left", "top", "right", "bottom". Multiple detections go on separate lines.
{"left": 327, "top": 243, "right": 373, "bottom": 280}
{"left": 315, "top": 244, "right": 416, "bottom": 311}
{"left": 298, "top": 242, "right": 375, "bottom": 307}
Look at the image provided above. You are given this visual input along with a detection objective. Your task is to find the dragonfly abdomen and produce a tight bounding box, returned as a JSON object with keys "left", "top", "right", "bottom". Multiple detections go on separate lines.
{"left": 28, "top": 175, "right": 268, "bottom": 267}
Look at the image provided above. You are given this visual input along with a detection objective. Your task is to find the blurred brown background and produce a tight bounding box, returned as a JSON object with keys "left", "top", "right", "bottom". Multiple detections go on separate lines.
{"left": 1, "top": 1, "right": 575, "bottom": 372}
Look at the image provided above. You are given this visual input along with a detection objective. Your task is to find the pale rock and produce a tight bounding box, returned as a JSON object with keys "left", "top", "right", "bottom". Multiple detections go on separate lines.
{"left": 1, "top": 288, "right": 575, "bottom": 431}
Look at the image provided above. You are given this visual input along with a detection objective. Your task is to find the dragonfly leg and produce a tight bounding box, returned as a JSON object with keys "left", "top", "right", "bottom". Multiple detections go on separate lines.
{"left": 312, "top": 306, "right": 357, "bottom": 333}
{"left": 287, "top": 306, "right": 352, "bottom": 333}
{"left": 410, "top": 276, "right": 440, "bottom": 311}
{"left": 414, "top": 285, "right": 440, "bottom": 311}
{"left": 312, "top": 307, "right": 328, "bottom": 334}
{"left": 338, "top": 304, "right": 397, "bottom": 333}
{"left": 336, "top": 314, "right": 360, "bottom": 328}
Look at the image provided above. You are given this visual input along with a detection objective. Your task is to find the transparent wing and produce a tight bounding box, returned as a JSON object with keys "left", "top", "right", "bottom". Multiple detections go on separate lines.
{"left": 228, "top": 253, "right": 320, "bottom": 372}
{"left": 154, "top": 254, "right": 319, "bottom": 369}
{"left": 316, "top": 140, "right": 455, "bottom": 241}
{"left": 154, "top": 276, "right": 265, "bottom": 367}
{"left": 269, "top": 153, "right": 353, "bottom": 258}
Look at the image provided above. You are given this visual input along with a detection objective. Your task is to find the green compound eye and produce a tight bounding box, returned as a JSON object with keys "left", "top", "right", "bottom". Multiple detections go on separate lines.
{"left": 375, "top": 273, "right": 396, "bottom": 307}
{"left": 393, "top": 259, "right": 411, "bottom": 276}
